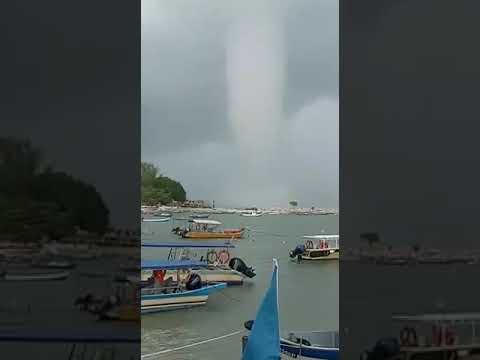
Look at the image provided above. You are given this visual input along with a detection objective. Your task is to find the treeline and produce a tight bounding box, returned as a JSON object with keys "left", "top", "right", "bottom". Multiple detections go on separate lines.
{"left": 141, "top": 162, "right": 186, "bottom": 206}
{"left": 0, "top": 137, "right": 109, "bottom": 241}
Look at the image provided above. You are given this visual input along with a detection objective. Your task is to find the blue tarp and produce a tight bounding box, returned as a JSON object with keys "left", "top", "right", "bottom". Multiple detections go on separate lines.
{"left": 242, "top": 259, "right": 280, "bottom": 360}
{"left": 142, "top": 241, "right": 235, "bottom": 249}
{"left": 141, "top": 259, "right": 208, "bottom": 270}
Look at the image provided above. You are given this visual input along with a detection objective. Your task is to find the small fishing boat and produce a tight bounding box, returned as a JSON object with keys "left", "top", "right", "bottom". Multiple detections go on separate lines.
{"left": 140, "top": 260, "right": 227, "bottom": 314}
{"left": 244, "top": 321, "right": 339, "bottom": 359}
{"left": 241, "top": 259, "right": 339, "bottom": 360}
{"left": 279, "top": 331, "right": 339, "bottom": 359}
{"left": 289, "top": 235, "right": 339, "bottom": 261}
{"left": 361, "top": 312, "right": 480, "bottom": 360}
{"left": 180, "top": 219, "right": 244, "bottom": 239}
{"left": 240, "top": 211, "right": 263, "bottom": 217}
{"left": 2, "top": 270, "right": 70, "bottom": 281}
{"left": 141, "top": 241, "right": 255, "bottom": 285}
{"left": 142, "top": 217, "right": 170, "bottom": 223}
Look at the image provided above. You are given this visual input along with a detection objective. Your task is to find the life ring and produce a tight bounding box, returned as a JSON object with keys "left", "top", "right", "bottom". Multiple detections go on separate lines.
{"left": 206, "top": 250, "right": 217, "bottom": 264}
{"left": 218, "top": 250, "right": 230, "bottom": 264}
{"left": 305, "top": 240, "right": 314, "bottom": 249}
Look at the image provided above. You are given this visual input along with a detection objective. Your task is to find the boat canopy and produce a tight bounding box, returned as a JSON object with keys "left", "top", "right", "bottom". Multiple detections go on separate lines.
{"left": 141, "top": 259, "right": 208, "bottom": 270}
{"left": 142, "top": 241, "right": 235, "bottom": 249}
{"left": 192, "top": 219, "right": 222, "bottom": 225}
{"left": 392, "top": 312, "right": 480, "bottom": 323}
{"left": 303, "top": 235, "right": 339, "bottom": 240}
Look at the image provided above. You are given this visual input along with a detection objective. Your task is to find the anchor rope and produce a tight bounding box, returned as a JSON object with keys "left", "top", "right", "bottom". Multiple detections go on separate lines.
{"left": 141, "top": 330, "right": 244, "bottom": 358}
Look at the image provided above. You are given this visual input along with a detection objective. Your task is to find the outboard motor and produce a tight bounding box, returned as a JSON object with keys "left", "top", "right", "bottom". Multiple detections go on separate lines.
{"left": 244, "top": 320, "right": 254, "bottom": 331}
{"left": 289, "top": 244, "right": 305, "bottom": 258}
{"left": 360, "top": 338, "right": 400, "bottom": 360}
{"left": 229, "top": 258, "right": 256, "bottom": 278}
{"left": 185, "top": 273, "right": 202, "bottom": 290}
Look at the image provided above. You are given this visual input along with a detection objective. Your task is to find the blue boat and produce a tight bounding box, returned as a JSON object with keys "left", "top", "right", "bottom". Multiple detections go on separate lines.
{"left": 279, "top": 331, "right": 339, "bottom": 359}
{"left": 242, "top": 260, "right": 339, "bottom": 360}
{"left": 140, "top": 260, "right": 227, "bottom": 314}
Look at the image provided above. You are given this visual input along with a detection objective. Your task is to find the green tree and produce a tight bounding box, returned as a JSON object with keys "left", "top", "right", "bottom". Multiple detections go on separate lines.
{"left": 141, "top": 162, "right": 186, "bottom": 205}
{"left": 0, "top": 137, "right": 110, "bottom": 241}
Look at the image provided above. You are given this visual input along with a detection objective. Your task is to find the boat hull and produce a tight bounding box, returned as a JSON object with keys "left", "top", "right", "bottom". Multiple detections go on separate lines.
{"left": 280, "top": 343, "right": 339, "bottom": 359}
{"left": 183, "top": 231, "right": 243, "bottom": 239}
{"left": 141, "top": 283, "right": 226, "bottom": 314}
{"left": 142, "top": 268, "right": 245, "bottom": 285}
{"left": 3, "top": 271, "right": 70, "bottom": 281}
{"left": 142, "top": 218, "right": 170, "bottom": 223}
{"left": 298, "top": 251, "right": 339, "bottom": 261}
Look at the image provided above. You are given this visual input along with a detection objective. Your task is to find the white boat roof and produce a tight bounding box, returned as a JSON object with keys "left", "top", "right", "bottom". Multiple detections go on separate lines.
{"left": 303, "top": 235, "right": 339, "bottom": 240}
{"left": 192, "top": 219, "right": 222, "bottom": 225}
{"left": 393, "top": 313, "right": 480, "bottom": 322}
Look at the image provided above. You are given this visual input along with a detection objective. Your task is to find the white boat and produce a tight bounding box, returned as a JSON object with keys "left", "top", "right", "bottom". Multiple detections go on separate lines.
{"left": 361, "top": 312, "right": 480, "bottom": 360}
{"left": 241, "top": 211, "right": 263, "bottom": 217}
{"left": 140, "top": 260, "right": 227, "bottom": 313}
{"left": 289, "top": 235, "right": 339, "bottom": 261}
{"left": 141, "top": 241, "right": 256, "bottom": 285}
{"left": 2, "top": 270, "right": 70, "bottom": 281}
{"left": 142, "top": 217, "right": 170, "bottom": 223}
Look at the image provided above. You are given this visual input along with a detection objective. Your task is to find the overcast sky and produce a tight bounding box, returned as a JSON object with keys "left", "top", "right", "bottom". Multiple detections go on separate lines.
{"left": 142, "top": 0, "right": 338, "bottom": 209}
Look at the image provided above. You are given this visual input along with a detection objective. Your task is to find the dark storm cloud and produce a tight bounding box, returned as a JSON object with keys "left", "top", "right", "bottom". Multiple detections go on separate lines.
{"left": 142, "top": 0, "right": 338, "bottom": 208}
{"left": 341, "top": 0, "right": 480, "bottom": 246}
{"left": 2, "top": 1, "right": 139, "bottom": 227}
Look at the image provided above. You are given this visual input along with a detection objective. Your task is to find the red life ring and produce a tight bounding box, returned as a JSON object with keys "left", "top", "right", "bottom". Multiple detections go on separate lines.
{"left": 218, "top": 250, "right": 230, "bottom": 264}
{"left": 305, "top": 240, "right": 314, "bottom": 249}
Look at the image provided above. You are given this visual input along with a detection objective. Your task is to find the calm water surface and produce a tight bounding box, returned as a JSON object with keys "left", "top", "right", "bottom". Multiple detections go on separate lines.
{"left": 141, "top": 214, "right": 339, "bottom": 359}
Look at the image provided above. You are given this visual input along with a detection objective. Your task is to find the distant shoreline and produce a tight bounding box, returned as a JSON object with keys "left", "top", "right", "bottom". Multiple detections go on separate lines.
{"left": 141, "top": 205, "right": 338, "bottom": 216}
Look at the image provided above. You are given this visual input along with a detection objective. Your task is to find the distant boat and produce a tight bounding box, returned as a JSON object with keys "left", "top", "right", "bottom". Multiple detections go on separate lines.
{"left": 154, "top": 213, "right": 172, "bottom": 218}
{"left": 179, "top": 219, "right": 244, "bottom": 239}
{"left": 142, "top": 217, "right": 170, "bottom": 223}
{"left": 140, "top": 260, "right": 227, "bottom": 313}
{"left": 2, "top": 270, "right": 70, "bottom": 281}
{"left": 241, "top": 211, "right": 263, "bottom": 217}
{"left": 289, "top": 235, "right": 339, "bottom": 261}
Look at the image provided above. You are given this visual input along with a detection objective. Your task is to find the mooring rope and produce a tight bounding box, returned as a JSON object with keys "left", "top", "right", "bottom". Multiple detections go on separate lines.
{"left": 141, "top": 330, "right": 244, "bottom": 358}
